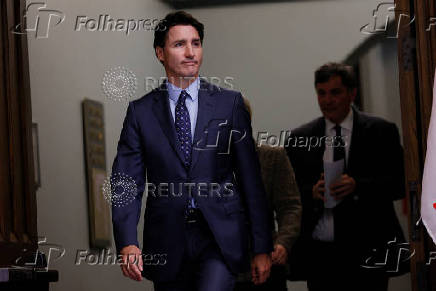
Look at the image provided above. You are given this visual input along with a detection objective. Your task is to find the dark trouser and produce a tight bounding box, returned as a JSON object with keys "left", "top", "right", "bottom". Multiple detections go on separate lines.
{"left": 306, "top": 240, "right": 389, "bottom": 291}
{"left": 153, "top": 212, "right": 235, "bottom": 291}
{"left": 233, "top": 265, "right": 288, "bottom": 291}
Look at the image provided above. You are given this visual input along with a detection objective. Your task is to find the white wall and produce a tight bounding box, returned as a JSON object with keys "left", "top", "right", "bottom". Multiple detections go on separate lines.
{"left": 360, "top": 38, "right": 403, "bottom": 139}
{"left": 359, "top": 38, "right": 411, "bottom": 291}
{"left": 28, "top": 1, "right": 410, "bottom": 291}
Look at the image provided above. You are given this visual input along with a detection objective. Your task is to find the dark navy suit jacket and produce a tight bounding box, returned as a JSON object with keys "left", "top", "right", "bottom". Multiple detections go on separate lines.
{"left": 111, "top": 80, "right": 273, "bottom": 282}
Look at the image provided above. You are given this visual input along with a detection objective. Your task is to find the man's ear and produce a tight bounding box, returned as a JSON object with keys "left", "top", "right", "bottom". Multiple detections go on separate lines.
{"left": 155, "top": 46, "right": 164, "bottom": 64}
{"left": 350, "top": 87, "right": 357, "bottom": 102}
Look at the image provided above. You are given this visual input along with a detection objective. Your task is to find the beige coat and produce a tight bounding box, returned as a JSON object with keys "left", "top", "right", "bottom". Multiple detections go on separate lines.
{"left": 236, "top": 145, "right": 302, "bottom": 282}
{"left": 256, "top": 145, "right": 302, "bottom": 255}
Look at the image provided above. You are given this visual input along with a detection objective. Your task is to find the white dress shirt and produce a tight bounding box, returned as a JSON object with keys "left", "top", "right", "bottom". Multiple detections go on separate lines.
{"left": 312, "top": 109, "right": 353, "bottom": 242}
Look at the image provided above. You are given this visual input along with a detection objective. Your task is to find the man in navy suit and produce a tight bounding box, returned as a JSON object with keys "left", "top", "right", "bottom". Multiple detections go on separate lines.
{"left": 111, "top": 11, "right": 273, "bottom": 291}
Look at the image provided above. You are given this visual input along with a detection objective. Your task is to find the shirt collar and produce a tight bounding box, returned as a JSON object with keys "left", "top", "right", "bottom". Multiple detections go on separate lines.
{"left": 325, "top": 108, "right": 354, "bottom": 132}
{"left": 167, "top": 77, "right": 200, "bottom": 103}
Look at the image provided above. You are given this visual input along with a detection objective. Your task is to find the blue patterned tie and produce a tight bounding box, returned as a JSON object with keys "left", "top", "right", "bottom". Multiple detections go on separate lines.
{"left": 175, "top": 90, "right": 198, "bottom": 210}
{"left": 175, "top": 90, "right": 192, "bottom": 168}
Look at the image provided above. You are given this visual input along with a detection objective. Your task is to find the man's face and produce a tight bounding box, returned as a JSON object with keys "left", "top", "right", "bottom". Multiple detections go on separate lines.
{"left": 315, "top": 75, "right": 356, "bottom": 124}
{"left": 156, "top": 25, "right": 203, "bottom": 79}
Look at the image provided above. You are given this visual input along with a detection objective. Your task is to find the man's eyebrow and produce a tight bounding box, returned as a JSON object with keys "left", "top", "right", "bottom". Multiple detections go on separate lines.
{"left": 169, "top": 38, "right": 201, "bottom": 45}
{"left": 171, "top": 38, "right": 187, "bottom": 44}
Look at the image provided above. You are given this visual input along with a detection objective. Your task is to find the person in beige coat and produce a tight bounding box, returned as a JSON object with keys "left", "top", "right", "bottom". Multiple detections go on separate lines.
{"left": 234, "top": 97, "right": 302, "bottom": 291}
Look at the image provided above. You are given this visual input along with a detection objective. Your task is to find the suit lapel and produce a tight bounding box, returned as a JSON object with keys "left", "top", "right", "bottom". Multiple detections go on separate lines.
{"left": 314, "top": 117, "right": 326, "bottom": 168}
{"left": 347, "top": 107, "right": 363, "bottom": 175}
{"left": 190, "top": 80, "right": 216, "bottom": 173}
{"left": 310, "top": 117, "right": 327, "bottom": 220}
{"left": 152, "top": 82, "right": 186, "bottom": 166}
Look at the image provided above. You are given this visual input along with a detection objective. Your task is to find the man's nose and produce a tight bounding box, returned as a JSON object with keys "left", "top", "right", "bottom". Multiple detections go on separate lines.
{"left": 185, "top": 45, "right": 194, "bottom": 58}
{"left": 325, "top": 94, "right": 335, "bottom": 105}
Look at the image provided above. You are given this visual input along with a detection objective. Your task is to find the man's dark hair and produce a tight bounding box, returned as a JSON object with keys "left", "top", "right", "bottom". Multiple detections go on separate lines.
{"left": 153, "top": 11, "right": 204, "bottom": 49}
{"left": 314, "top": 62, "right": 357, "bottom": 90}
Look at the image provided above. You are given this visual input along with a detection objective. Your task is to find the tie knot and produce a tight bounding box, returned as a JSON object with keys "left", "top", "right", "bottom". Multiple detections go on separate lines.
{"left": 178, "top": 90, "right": 189, "bottom": 105}
{"left": 334, "top": 124, "right": 341, "bottom": 135}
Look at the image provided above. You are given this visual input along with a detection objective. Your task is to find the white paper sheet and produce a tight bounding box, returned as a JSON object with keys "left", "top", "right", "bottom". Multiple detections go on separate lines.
{"left": 323, "top": 160, "right": 344, "bottom": 208}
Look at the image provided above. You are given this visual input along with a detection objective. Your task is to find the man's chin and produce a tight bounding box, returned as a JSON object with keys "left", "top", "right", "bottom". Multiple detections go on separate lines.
{"left": 324, "top": 113, "right": 338, "bottom": 123}
{"left": 182, "top": 67, "right": 199, "bottom": 76}
{"left": 179, "top": 72, "right": 199, "bottom": 79}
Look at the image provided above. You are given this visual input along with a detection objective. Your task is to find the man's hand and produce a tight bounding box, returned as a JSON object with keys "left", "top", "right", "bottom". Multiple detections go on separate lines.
{"left": 330, "top": 174, "right": 356, "bottom": 200}
{"left": 251, "top": 253, "right": 272, "bottom": 285}
{"left": 119, "top": 245, "right": 143, "bottom": 281}
{"left": 271, "top": 244, "right": 287, "bottom": 265}
{"left": 312, "top": 173, "right": 325, "bottom": 201}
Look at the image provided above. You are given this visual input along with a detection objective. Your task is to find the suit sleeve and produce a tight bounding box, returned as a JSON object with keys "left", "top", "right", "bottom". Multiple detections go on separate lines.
{"left": 231, "top": 93, "right": 274, "bottom": 255}
{"left": 285, "top": 131, "right": 322, "bottom": 220}
{"left": 111, "top": 101, "right": 146, "bottom": 254}
{"left": 353, "top": 122, "right": 405, "bottom": 202}
{"left": 272, "top": 148, "right": 302, "bottom": 255}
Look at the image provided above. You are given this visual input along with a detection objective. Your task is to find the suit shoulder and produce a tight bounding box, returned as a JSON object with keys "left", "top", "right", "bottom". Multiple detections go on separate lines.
{"left": 212, "top": 86, "right": 241, "bottom": 100}
{"left": 358, "top": 111, "right": 397, "bottom": 130}
{"left": 291, "top": 117, "right": 324, "bottom": 136}
{"left": 135, "top": 89, "right": 159, "bottom": 102}
{"left": 209, "top": 86, "right": 243, "bottom": 111}
{"left": 130, "top": 89, "right": 160, "bottom": 107}
{"left": 257, "top": 145, "right": 292, "bottom": 174}
{"left": 258, "top": 145, "right": 286, "bottom": 156}
{"left": 258, "top": 145, "right": 288, "bottom": 166}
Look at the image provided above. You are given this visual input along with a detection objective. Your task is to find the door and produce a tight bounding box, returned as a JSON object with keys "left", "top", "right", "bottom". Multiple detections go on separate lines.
{"left": 0, "top": 0, "right": 38, "bottom": 267}
{"left": 396, "top": 0, "right": 436, "bottom": 290}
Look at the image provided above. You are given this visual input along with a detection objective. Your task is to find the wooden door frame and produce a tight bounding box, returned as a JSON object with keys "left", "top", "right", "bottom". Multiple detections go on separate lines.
{"left": 0, "top": 0, "right": 38, "bottom": 267}
{"left": 395, "top": 0, "right": 436, "bottom": 290}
